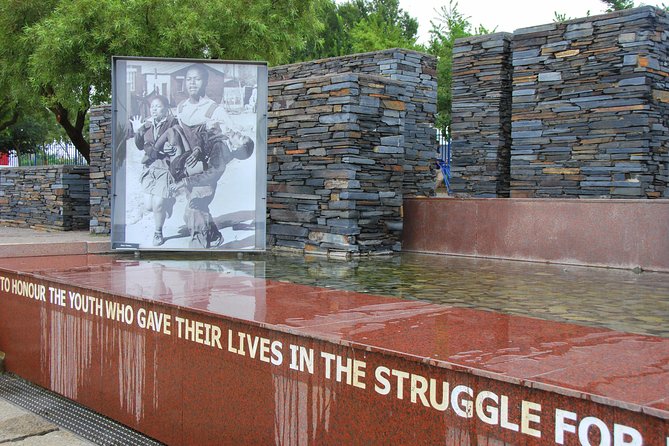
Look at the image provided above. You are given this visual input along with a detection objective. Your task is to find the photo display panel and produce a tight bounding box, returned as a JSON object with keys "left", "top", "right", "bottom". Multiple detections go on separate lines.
{"left": 111, "top": 57, "right": 267, "bottom": 251}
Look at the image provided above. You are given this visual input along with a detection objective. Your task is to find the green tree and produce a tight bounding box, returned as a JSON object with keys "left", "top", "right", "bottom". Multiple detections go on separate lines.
{"left": 0, "top": 1, "right": 54, "bottom": 140}
{"left": 291, "top": 0, "right": 420, "bottom": 62}
{"left": 601, "top": 0, "right": 668, "bottom": 11}
{"left": 0, "top": 69, "right": 24, "bottom": 135}
{"left": 428, "top": 1, "right": 493, "bottom": 134}
{"left": 349, "top": 0, "right": 420, "bottom": 52}
{"left": 601, "top": 0, "right": 635, "bottom": 11}
{"left": 0, "top": 0, "right": 324, "bottom": 162}
{"left": 0, "top": 119, "right": 48, "bottom": 155}
{"left": 290, "top": 1, "right": 342, "bottom": 60}
{"left": 0, "top": 97, "right": 20, "bottom": 135}
{"left": 0, "top": 109, "right": 66, "bottom": 156}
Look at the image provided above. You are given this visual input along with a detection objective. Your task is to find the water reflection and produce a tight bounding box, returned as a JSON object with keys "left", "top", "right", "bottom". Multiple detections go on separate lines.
{"left": 140, "top": 252, "right": 669, "bottom": 338}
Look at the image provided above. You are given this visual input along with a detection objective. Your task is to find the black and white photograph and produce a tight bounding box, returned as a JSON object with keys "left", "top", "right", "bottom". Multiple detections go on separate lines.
{"left": 111, "top": 57, "right": 267, "bottom": 251}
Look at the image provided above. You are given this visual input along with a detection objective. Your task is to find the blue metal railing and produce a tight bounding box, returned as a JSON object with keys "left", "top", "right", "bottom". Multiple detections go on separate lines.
{"left": 436, "top": 131, "right": 451, "bottom": 194}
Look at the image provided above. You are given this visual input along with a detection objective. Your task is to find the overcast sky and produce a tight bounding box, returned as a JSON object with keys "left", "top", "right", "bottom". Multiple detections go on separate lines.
{"left": 398, "top": 0, "right": 667, "bottom": 43}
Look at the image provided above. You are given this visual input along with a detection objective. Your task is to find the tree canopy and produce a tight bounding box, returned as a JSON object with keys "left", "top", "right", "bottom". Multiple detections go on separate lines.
{"left": 290, "top": 0, "right": 421, "bottom": 62}
{"left": 348, "top": 0, "right": 420, "bottom": 53}
{"left": 0, "top": 0, "right": 324, "bottom": 161}
{"left": 428, "top": 1, "right": 492, "bottom": 134}
{"left": 0, "top": 112, "right": 65, "bottom": 155}
{"left": 601, "top": 0, "right": 636, "bottom": 11}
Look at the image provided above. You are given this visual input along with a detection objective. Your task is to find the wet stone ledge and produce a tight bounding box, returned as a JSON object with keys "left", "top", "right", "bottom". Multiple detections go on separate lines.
{"left": 0, "top": 258, "right": 667, "bottom": 445}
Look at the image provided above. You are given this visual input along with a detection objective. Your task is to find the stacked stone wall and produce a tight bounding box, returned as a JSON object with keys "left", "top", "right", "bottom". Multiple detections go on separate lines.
{"left": 450, "top": 33, "right": 513, "bottom": 197}
{"left": 268, "top": 73, "right": 407, "bottom": 256}
{"left": 450, "top": 6, "right": 669, "bottom": 199}
{"left": 648, "top": 11, "right": 669, "bottom": 197}
{"left": 0, "top": 165, "right": 89, "bottom": 230}
{"left": 270, "top": 49, "right": 438, "bottom": 198}
{"left": 511, "top": 6, "right": 669, "bottom": 198}
{"left": 89, "top": 105, "right": 113, "bottom": 234}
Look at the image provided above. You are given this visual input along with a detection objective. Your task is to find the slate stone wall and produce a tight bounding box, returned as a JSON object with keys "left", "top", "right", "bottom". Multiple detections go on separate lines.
{"left": 89, "top": 105, "right": 113, "bottom": 234}
{"left": 270, "top": 48, "right": 438, "bottom": 198}
{"left": 450, "top": 33, "right": 513, "bottom": 197}
{"left": 267, "top": 73, "right": 407, "bottom": 256}
{"left": 0, "top": 165, "right": 89, "bottom": 230}
{"left": 511, "top": 6, "right": 669, "bottom": 198}
{"left": 647, "top": 10, "right": 669, "bottom": 197}
{"left": 450, "top": 6, "right": 669, "bottom": 198}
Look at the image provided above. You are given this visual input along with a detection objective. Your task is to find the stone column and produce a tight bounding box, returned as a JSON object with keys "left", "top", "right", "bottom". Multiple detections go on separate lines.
{"left": 450, "top": 32, "right": 513, "bottom": 197}
{"left": 269, "top": 49, "right": 438, "bottom": 198}
{"left": 89, "top": 105, "right": 112, "bottom": 234}
{"left": 267, "top": 73, "right": 406, "bottom": 256}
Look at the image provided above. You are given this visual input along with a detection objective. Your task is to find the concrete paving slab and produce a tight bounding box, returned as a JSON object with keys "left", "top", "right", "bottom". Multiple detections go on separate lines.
{"left": 0, "top": 398, "right": 94, "bottom": 445}
{"left": 13, "top": 429, "right": 95, "bottom": 446}
{"left": 0, "top": 226, "right": 110, "bottom": 257}
{"left": 0, "top": 397, "right": 24, "bottom": 422}
{"left": 0, "top": 374, "right": 163, "bottom": 446}
{"left": 0, "top": 413, "right": 57, "bottom": 442}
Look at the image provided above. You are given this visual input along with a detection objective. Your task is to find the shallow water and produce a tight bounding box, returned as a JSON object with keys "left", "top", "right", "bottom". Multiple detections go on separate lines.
{"left": 144, "top": 251, "right": 669, "bottom": 338}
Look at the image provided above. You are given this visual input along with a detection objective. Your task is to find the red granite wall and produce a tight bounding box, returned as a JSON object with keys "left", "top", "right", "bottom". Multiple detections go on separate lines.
{"left": 1, "top": 263, "right": 668, "bottom": 445}
{"left": 402, "top": 198, "right": 669, "bottom": 272}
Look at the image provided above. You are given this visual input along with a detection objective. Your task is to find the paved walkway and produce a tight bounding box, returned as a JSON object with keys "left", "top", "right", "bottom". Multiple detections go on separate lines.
{"left": 0, "top": 397, "right": 94, "bottom": 445}
{"left": 0, "top": 227, "right": 160, "bottom": 445}
{"left": 0, "top": 226, "right": 110, "bottom": 257}
{"left": 0, "top": 372, "right": 163, "bottom": 446}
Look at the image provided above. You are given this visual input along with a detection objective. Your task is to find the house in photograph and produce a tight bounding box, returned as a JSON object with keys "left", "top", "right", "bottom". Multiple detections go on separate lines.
{"left": 123, "top": 61, "right": 257, "bottom": 119}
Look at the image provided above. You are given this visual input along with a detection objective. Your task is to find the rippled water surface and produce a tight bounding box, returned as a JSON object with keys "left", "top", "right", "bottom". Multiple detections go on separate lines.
{"left": 149, "top": 252, "right": 669, "bottom": 338}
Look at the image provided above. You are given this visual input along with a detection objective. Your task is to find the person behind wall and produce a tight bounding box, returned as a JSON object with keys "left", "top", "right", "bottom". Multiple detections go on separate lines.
{"left": 169, "top": 129, "right": 254, "bottom": 249}
{"left": 129, "top": 95, "right": 180, "bottom": 246}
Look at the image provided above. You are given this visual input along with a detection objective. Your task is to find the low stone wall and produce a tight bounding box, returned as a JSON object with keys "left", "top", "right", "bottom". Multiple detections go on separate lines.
{"left": 402, "top": 197, "right": 669, "bottom": 272}
{"left": 0, "top": 165, "right": 90, "bottom": 230}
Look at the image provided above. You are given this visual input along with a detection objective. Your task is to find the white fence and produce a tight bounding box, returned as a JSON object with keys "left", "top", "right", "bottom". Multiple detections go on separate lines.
{"left": 2, "top": 141, "right": 87, "bottom": 167}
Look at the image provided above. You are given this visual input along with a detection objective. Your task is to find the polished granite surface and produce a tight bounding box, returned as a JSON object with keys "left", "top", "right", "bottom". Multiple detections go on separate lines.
{"left": 1, "top": 253, "right": 668, "bottom": 417}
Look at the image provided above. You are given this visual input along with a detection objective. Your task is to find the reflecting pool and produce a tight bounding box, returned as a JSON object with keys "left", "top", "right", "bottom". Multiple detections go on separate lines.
{"left": 142, "top": 252, "right": 669, "bottom": 338}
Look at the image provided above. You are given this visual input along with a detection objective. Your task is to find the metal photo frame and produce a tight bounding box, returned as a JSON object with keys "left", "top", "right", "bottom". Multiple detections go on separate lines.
{"left": 111, "top": 56, "right": 267, "bottom": 252}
